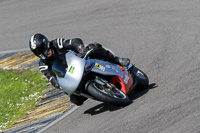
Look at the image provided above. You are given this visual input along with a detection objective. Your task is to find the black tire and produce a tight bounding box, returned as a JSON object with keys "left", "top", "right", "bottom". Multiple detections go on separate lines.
{"left": 87, "top": 82, "right": 130, "bottom": 107}
{"left": 131, "top": 66, "right": 149, "bottom": 92}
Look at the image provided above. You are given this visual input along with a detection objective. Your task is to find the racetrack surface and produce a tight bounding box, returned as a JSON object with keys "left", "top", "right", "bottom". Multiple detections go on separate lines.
{"left": 1, "top": 0, "right": 200, "bottom": 133}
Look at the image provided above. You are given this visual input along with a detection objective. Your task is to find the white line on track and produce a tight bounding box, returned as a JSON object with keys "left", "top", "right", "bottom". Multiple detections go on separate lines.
{"left": 37, "top": 106, "right": 79, "bottom": 133}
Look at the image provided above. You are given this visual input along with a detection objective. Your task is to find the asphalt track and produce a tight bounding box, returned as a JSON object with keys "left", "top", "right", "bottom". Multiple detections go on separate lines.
{"left": 1, "top": 0, "right": 200, "bottom": 133}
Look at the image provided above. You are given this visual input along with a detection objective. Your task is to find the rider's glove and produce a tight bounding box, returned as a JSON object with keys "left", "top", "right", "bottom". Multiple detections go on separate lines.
{"left": 78, "top": 42, "right": 102, "bottom": 58}
{"left": 78, "top": 46, "right": 90, "bottom": 58}
{"left": 49, "top": 76, "right": 60, "bottom": 89}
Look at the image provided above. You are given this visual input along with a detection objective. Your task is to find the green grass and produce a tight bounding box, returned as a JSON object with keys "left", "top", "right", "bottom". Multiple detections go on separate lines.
{"left": 0, "top": 68, "right": 48, "bottom": 131}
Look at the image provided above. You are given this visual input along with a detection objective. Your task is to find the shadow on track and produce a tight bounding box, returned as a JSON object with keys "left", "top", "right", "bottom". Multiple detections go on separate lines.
{"left": 84, "top": 83, "right": 157, "bottom": 115}
{"left": 129, "top": 83, "right": 157, "bottom": 101}
{"left": 84, "top": 102, "right": 122, "bottom": 115}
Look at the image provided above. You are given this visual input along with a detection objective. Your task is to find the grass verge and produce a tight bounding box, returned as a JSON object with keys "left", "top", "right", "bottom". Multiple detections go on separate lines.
{"left": 0, "top": 68, "right": 48, "bottom": 131}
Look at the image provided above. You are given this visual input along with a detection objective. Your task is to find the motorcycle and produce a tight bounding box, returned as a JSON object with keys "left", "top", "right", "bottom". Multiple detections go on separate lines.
{"left": 52, "top": 51, "right": 149, "bottom": 106}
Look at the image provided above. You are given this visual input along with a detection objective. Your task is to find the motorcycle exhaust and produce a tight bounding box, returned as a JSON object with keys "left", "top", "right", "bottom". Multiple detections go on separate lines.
{"left": 95, "top": 77, "right": 112, "bottom": 88}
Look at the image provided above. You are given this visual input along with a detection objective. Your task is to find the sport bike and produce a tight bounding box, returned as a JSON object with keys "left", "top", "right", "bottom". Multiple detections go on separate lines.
{"left": 52, "top": 51, "right": 149, "bottom": 106}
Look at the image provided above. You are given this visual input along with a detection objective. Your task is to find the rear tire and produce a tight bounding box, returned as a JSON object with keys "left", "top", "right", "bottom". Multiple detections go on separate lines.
{"left": 87, "top": 82, "right": 130, "bottom": 107}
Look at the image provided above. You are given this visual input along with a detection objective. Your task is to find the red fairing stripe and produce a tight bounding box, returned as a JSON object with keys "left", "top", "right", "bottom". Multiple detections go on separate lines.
{"left": 110, "top": 70, "right": 133, "bottom": 95}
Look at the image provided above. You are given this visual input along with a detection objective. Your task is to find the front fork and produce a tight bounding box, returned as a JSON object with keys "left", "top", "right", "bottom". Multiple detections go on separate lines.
{"left": 85, "top": 76, "right": 114, "bottom": 91}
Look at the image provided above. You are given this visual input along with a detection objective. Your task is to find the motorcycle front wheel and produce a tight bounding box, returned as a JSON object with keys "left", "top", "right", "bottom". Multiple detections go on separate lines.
{"left": 131, "top": 66, "right": 149, "bottom": 92}
{"left": 87, "top": 82, "right": 130, "bottom": 107}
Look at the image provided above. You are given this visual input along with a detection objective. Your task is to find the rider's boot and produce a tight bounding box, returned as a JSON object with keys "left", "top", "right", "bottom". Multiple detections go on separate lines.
{"left": 107, "top": 51, "right": 130, "bottom": 66}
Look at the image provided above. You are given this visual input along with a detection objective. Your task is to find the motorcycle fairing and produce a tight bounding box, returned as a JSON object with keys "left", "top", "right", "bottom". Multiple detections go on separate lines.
{"left": 56, "top": 51, "right": 86, "bottom": 95}
{"left": 89, "top": 59, "right": 124, "bottom": 78}
{"left": 54, "top": 51, "right": 133, "bottom": 96}
{"left": 89, "top": 60, "right": 134, "bottom": 95}
{"left": 110, "top": 69, "right": 134, "bottom": 95}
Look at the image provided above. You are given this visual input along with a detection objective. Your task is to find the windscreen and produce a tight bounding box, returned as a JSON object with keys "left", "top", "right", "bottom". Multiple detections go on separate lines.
{"left": 52, "top": 54, "right": 68, "bottom": 78}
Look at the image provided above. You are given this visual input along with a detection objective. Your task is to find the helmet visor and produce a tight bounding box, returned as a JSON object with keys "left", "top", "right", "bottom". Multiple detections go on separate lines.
{"left": 42, "top": 42, "right": 50, "bottom": 57}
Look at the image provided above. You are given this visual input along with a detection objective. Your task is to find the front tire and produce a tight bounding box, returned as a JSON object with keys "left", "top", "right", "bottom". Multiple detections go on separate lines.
{"left": 131, "top": 66, "right": 149, "bottom": 92}
{"left": 87, "top": 82, "right": 130, "bottom": 107}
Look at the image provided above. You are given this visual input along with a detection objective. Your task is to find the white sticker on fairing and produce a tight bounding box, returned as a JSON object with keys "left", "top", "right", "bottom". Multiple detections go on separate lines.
{"left": 106, "top": 65, "right": 119, "bottom": 72}
{"left": 95, "top": 63, "right": 105, "bottom": 71}
{"left": 124, "top": 74, "right": 130, "bottom": 84}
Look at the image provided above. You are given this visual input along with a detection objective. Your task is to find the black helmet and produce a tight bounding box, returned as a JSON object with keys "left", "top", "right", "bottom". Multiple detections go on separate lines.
{"left": 29, "top": 33, "right": 50, "bottom": 59}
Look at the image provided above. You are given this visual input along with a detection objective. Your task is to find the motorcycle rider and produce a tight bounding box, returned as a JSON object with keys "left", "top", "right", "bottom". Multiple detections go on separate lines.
{"left": 29, "top": 33, "right": 130, "bottom": 105}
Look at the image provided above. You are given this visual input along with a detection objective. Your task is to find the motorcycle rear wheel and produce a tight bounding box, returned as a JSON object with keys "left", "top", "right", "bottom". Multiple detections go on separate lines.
{"left": 87, "top": 82, "right": 130, "bottom": 107}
